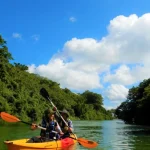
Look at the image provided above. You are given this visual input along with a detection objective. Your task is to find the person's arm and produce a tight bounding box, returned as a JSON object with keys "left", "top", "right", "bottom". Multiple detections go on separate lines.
{"left": 63, "top": 120, "right": 73, "bottom": 133}
{"left": 31, "top": 118, "right": 45, "bottom": 130}
{"left": 68, "top": 120, "right": 74, "bottom": 132}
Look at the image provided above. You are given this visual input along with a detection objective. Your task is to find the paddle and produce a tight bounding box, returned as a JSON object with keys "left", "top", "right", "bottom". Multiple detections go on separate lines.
{"left": 69, "top": 137, "right": 98, "bottom": 148}
{"left": 40, "top": 88, "right": 68, "bottom": 127}
{"left": 0, "top": 112, "right": 46, "bottom": 131}
{"left": 40, "top": 88, "right": 98, "bottom": 149}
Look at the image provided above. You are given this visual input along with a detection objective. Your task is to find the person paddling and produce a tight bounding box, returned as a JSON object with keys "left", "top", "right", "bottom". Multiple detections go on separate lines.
{"left": 55, "top": 108, "right": 74, "bottom": 138}
{"left": 31, "top": 108, "right": 62, "bottom": 141}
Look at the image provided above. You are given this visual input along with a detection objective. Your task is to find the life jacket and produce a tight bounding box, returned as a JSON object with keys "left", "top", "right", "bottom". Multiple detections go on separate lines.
{"left": 46, "top": 121, "right": 55, "bottom": 131}
{"left": 45, "top": 121, "right": 58, "bottom": 140}
{"left": 40, "top": 118, "right": 59, "bottom": 140}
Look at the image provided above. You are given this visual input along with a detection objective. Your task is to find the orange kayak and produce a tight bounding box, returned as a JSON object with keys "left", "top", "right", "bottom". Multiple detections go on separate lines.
{"left": 4, "top": 134, "right": 77, "bottom": 150}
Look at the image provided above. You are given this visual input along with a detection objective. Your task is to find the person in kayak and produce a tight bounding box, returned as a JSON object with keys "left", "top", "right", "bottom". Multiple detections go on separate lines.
{"left": 55, "top": 108, "right": 74, "bottom": 138}
{"left": 31, "top": 108, "right": 63, "bottom": 141}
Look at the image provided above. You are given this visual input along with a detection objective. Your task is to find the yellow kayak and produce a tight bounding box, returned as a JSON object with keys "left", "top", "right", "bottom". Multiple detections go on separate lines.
{"left": 4, "top": 134, "right": 77, "bottom": 150}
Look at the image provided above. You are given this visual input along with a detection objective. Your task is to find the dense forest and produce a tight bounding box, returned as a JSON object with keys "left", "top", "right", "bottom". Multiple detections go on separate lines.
{"left": 0, "top": 35, "right": 113, "bottom": 122}
{"left": 115, "top": 78, "right": 150, "bottom": 126}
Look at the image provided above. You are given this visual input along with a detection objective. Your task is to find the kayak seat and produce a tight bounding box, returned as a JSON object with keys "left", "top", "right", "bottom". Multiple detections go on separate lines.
{"left": 26, "top": 137, "right": 42, "bottom": 143}
{"left": 26, "top": 136, "right": 56, "bottom": 143}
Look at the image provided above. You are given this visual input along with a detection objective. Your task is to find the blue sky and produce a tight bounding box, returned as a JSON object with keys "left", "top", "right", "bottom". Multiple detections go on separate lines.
{"left": 1, "top": 0, "right": 150, "bottom": 109}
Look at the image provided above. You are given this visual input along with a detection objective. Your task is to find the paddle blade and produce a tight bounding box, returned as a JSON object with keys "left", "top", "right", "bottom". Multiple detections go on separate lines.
{"left": 1, "top": 112, "right": 20, "bottom": 123}
{"left": 40, "top": 88, "right": 49, "bottom": 100}
{"left": 77, "top": 138, "right": 98, "bottom": 148}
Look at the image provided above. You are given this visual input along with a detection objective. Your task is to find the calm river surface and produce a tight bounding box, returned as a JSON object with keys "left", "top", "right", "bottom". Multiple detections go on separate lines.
{"left": 1, "top": 119, "right": 150, "bottom": 150}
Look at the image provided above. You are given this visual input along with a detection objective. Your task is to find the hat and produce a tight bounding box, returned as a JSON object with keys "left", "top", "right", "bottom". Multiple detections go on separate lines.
{"left": 44, "top": 108, "right": 55, "bottom": 116}
{"left": 59, "top": 109, "right": 69, "bottom": 117}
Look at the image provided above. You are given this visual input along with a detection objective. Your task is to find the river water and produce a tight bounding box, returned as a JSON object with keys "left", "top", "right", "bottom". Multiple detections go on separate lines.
{"left": 1, "top": 119, "right": 150, "bottom": 150}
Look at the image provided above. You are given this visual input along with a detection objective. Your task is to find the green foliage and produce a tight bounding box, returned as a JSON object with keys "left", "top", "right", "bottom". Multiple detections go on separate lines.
{"left": 0, "top": 35, "right": 113, "bottom": 122}
{"left": 81, "top": 90, "right": 103, "bottom": 110}
{"left": 115, "top": 79, "right": 150, "bottom": 125}
{"left": 0, "top": 35, "right": 13, "bottom": 63}
{"left": 14, "top": 63, "right": 28, "bottom": 71}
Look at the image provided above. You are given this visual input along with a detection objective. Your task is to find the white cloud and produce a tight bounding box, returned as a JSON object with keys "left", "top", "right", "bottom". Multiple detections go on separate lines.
{"left": 104, "top": 65, "right": 135, "bottom": 85}
{"left": 12, "top": 33, "right": 22, "bottom": 39}
{"left": 28, "top": 13, "right": 150, "bottom": 104}
{"left": 105, "top": 84, "right": 129, "bottom": 102}
{"left": 32, "top": 34, "right": 40, "bottom": 41}
{"left": 28, "top": 59, "right": 102, "bottom": 91}
{"left": 104, "top": 64, "right": 150, "bottom": 85}
{"left": 106, "top": 14, "right": 150, "bottom": 64}
{"left": 69, "top": 17, "right": 76, "bottom": 22}
{"left": 132, "top": 64, "right": 150, "bottom": 81}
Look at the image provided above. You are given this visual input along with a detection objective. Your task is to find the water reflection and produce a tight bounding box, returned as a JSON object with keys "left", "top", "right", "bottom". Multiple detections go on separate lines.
{"left": 73, "top": 120, "right": 150, "bottom": 150}
{"left": 73, "top": 121, "right": 102, "bottom": 150}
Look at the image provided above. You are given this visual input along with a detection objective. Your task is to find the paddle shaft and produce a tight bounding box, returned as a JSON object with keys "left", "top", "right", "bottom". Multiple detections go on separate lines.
{"left": 1, "top": 112, "right": 58, "bottom": 133}
{"left": 40, "top": 88, "right": 69, "bottom": 127}
{"left": 46, "top": 96, "right": 68, "bottom": 127}
{"left": 21, "top": 121, "right": 46, "bottom": 130}
{"left": 23, "top": 122, "right": 57, "bottom": 133}
{"left": 22, "top": 121, "right": 57, "bottom": 133}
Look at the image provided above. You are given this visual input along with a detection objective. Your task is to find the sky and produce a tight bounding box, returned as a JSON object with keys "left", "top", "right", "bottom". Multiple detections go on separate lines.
{"left": 1, "top": 0, "right": 150, "bottom": 110}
